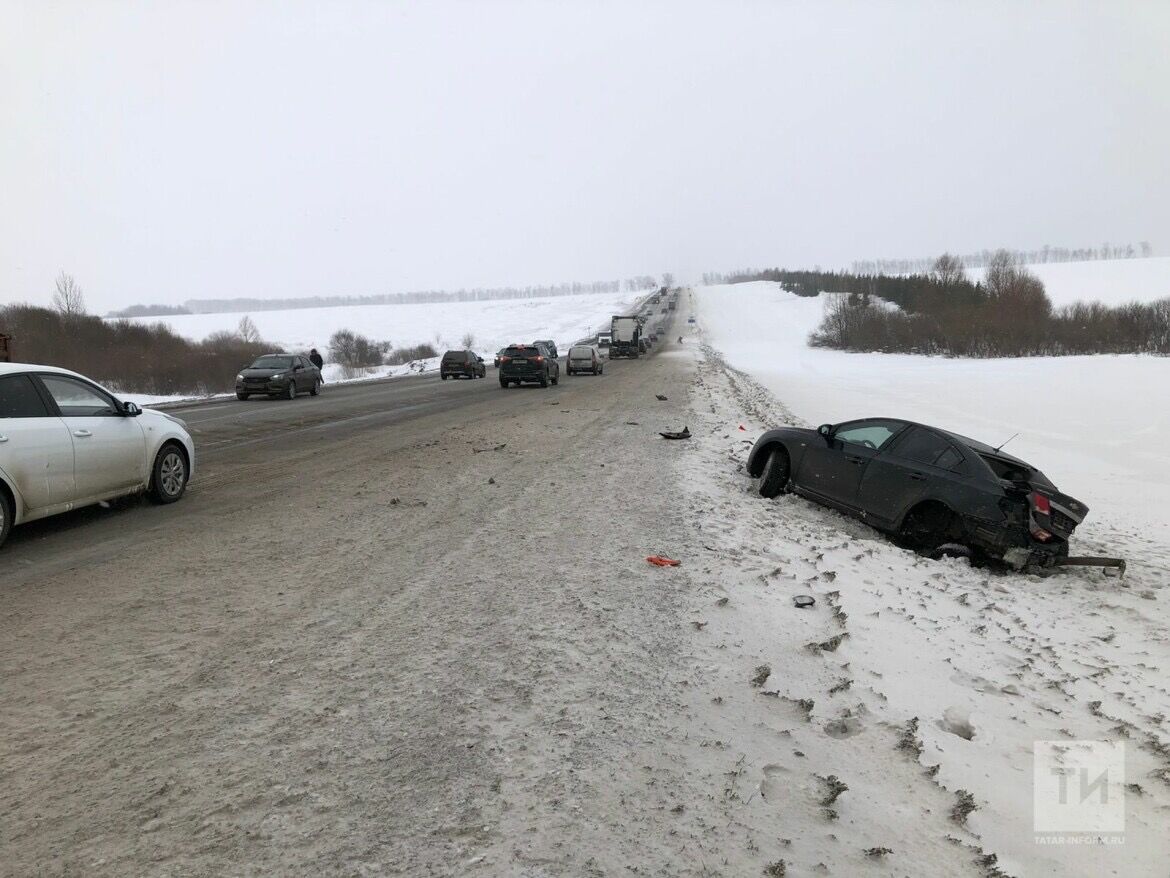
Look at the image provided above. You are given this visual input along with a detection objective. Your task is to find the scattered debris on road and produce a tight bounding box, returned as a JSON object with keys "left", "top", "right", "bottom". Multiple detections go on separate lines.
{"left": 750, "top": 664, "right": 772, "bottom": 687}
{"left": 655, "top": 394, "right": 668, "bottom": 401}
{"left": 659, "top": 426, "right": 691, "bottom": 440}
{"left": 646, "top": 555, "right": 681, "bottom": 567}
{"left": 793, "top": 594, "right": 816, "bottom": 608}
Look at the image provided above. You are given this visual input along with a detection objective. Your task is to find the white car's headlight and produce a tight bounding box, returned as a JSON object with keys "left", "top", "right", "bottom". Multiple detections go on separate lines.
{"left": 271, "top": 373, "right": 285, "bottom": 380}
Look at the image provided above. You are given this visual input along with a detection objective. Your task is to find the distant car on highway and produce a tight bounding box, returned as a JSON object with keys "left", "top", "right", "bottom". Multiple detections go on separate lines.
{"left": 236, "top": 354, "right": 322, "bottom": 400}
{"left": 597, "top": 332, "right": 612, "bottom": 349}
{"left": 687, "top": 316, "right": 696, "bottom": 324}
{"left": 0, "top": 364, "right": 194, "bottom": 549}
{"left": 499, "top": 343, "right": 559, "bottom": 388}
{"left": 493, "top": 348, "right": 508, "bottom": 368}
{"left": 440, "top": 350, "right": 486, "bottom": 379}
{"left": 567, "top": 345, "right": 603, "bottom": 376}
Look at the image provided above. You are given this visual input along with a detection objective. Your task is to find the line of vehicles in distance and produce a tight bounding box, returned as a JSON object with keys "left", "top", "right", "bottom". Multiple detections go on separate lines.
{"left": 0, "top": 289, "right": 686, "bottom": 548}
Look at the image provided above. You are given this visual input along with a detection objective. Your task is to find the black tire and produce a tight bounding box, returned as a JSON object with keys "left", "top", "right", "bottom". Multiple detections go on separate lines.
{"left": 931, "top": 543, "right": 973, "bottom": 561}
{"left": 441, "top": 374, "right": 448, "bottom": 380}
{"left": 236, "top": 392, "right": 249, "bottom": 401}
{"left": 149, "top": 443, "right": 189, "bottom": 504}
{"left": 593, "top": 366, "right": 599, "bottom": 375}
{"left": 309, "top": 380, "right": 320, "bottom": 397}
{"left": 286, "top": 381, "right": 297, "bottom": 400}
{"left": 902, "top": 503, "right": 962, "bottom": 552}
{"left": 499, "top": 377, "right": 508, "bottom": 388}
{"left": 540, "top": 373, "right": 549, "bottom": 388}
{"left": 755, "top": 446, "right": 790, "bottom": 498}
{"left": 551, "top": 370, "right": 559, "bottom": 386}
{"left": 0, "top": 488, "right": 13, "bottom": 550}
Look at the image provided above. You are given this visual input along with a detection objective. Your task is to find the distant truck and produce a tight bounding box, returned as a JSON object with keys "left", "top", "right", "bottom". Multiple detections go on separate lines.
{"left": 609, "top": 315, "right": 641, "bottom": 358}
{"left": 597, "top": 331, "right": 612, "bottom": 348}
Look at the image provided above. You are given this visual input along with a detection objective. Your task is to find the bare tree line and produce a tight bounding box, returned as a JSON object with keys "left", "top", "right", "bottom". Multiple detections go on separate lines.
{"left": 805, "top": 252, "right": 1169, "bottom": 357}
{"left": 176, "top": 276, "right": 661, "bottom": 316}
{"left": 849, "top": 241, "right": 1154, "bottom": 276}
{"left": 725, "top": 253, "right": 1169, "bottom": 357}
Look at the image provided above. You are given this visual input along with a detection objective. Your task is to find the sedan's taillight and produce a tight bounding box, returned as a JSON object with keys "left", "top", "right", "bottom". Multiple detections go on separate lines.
{"left": 1029, "top": 492, "right": 1053, "bottom": 541}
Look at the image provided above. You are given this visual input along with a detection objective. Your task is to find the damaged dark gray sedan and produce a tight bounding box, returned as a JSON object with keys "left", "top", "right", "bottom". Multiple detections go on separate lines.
{"left": 746, "top": 418, "right": 1121, "bottom": 574}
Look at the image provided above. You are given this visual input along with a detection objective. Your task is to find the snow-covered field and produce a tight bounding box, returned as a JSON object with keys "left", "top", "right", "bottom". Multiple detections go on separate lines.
{"left": 969, "top": 256, "right": 1170, "bottom": 307}
{"left": 684, "top": 282, "right": 1170, "bottom": 875}
{"left": 127, "top": 291, "right": 637, "bottom": 357}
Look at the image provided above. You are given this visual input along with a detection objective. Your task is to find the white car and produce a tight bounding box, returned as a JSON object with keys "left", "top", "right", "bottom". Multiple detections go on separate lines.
{"left": 0, "top": 363, "right": 195, "bottom": 548}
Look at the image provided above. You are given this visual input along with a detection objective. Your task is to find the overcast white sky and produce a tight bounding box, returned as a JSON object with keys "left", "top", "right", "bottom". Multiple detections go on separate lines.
{"left": 3, "top": 1, "right": 1168, "bottom": 312}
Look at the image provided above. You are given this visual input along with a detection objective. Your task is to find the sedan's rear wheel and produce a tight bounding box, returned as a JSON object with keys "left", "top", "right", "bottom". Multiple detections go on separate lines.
{"left": 0, "top": 489, "right": 13, "bottom": 549}
{"left": 149, "top": 444, "right": 188, "bottom": 504}
{"left": 902, "top": 502, "right": 962, "bottom": 553}
{"left": 236, "top": 392, "right": 249, "bottom": 401}
{"left": 755, "top": 446, "right": 790, "bottom": 498}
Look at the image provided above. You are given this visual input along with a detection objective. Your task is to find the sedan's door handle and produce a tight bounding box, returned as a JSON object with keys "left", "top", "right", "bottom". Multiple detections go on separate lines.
{"left": 845, "top": 455, "right": 866, "bottom": 465}
{"left": 73, "top": 429, "right": 93, "bottom": 438}
{"left": 909, "top": 471, "right": 927, "bottom": 481}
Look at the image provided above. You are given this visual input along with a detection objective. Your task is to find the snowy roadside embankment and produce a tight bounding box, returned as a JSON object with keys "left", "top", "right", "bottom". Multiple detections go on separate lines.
{"left": 672, "top": 285, "right": 1170, "bottom": 876}
{"left": 693, "top": 282, "right": 1170, "bottom": 552}
{"left": 672, "top": 341, "right": 1169, "bottom": 877}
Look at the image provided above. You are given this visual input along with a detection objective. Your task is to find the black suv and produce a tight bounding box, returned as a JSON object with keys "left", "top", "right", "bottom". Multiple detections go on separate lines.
{"left": 440, "top": 349, "right": 486, "bottom": 379}
{"left": 499, "top": 343, "right": 559, "bottom": 388}
{"left": 236, "top": 354, "right": 322, "bottom": 400}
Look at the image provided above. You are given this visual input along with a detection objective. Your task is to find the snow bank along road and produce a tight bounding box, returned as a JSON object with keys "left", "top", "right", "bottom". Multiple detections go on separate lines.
{"left": 3, "top": 312, "right": 1168, "bottom": 876}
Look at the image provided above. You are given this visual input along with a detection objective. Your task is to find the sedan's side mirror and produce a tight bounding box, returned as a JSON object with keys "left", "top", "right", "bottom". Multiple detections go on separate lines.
{"left": 122, "top": 401, "right": 142, "bottom": 417}
{"left": 817, "top": 424, "right": 833, "bottom": 438}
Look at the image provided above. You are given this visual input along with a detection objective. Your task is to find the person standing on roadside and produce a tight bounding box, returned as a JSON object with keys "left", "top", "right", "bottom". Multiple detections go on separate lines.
{"left": 309, "top": 347, "right": 325, "bottom": 383}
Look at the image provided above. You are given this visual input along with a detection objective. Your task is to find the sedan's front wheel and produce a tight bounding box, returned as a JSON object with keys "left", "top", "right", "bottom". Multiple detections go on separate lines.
{"left": 149, "top": 444, "right": 189, "bottom": 504}
{"left": 286, "top": 381, "right": 297, "bottom": 400}
{"left": 755, "top": 447, "right": 790, "bottom": 498}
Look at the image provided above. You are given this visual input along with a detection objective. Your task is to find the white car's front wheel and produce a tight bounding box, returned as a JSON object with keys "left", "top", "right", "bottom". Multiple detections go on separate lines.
{"left": 149, "top": 444, "right": 189, "bottom": 504}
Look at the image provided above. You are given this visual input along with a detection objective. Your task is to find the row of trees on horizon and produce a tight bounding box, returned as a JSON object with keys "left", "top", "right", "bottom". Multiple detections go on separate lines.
{"left": 726, "top": 252, "right": 1169, "bottom": 357}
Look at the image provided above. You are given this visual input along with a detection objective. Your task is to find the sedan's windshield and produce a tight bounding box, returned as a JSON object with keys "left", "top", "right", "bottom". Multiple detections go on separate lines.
{"left": 250, "top": 356, "right": 293, "bottom": 370}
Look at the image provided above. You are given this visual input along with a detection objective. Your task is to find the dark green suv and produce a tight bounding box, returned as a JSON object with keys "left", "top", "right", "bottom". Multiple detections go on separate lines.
{"left": 498, "top": 343, "right": 559, "bottom": 388}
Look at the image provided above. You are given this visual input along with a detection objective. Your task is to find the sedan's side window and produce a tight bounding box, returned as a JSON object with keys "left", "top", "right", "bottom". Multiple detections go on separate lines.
{"left": 0, "top": 374, "right": 52, "bottom": 418}
{"left": 834, "top": 421, "right": 903, "bottom": 450}
{"left": 891, "top": 427, "right": 953, "bottom": 464}
{"left": 39, "top": 375, "right": 119, "bottom": 417}
{"left": 934, "top": 447, "right": 967, "bottom": 473}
